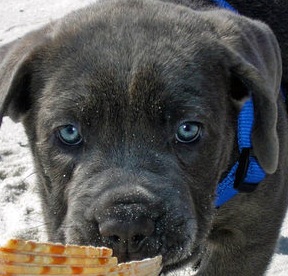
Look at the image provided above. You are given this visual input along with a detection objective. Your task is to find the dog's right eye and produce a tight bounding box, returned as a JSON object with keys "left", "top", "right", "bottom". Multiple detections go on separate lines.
{"left": 57, "top": 124, "right": 83, "bottom": 146}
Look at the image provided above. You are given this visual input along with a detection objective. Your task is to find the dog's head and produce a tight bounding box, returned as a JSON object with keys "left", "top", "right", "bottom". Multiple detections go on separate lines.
{"left": 0, "top": 0, "right": 281, "bottom": 270}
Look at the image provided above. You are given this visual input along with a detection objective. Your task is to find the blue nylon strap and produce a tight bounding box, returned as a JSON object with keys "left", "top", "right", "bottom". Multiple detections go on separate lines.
{"left": 215, "top": 156, "right": 266, "bottom": 207}
{"left": 215, "top": 99, "right": 266, "bottom": 208}
{"left": 211, "top": 0, "right": 238, "bottom": 13}
{"left": 215, "top": 99, "right": 266, "bottom": 207}
{"left": 237, "top": 98, "right": 254, "bottom": 149}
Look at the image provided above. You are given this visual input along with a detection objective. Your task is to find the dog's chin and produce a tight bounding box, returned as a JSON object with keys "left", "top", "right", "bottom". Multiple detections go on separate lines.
{"left": 160, "top": 239, "right": 195, "bottom": 269}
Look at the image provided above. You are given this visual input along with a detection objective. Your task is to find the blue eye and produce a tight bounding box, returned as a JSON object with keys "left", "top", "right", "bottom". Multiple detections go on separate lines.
{"left": 57, "top": 124, "right": 82, "bottom": 146}
{"left": 176, "top": 122, "right": 202, "bottom": 143}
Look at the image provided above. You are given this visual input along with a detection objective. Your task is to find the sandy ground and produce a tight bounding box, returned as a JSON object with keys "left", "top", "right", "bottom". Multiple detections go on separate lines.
{"left": 0, "top": 1, "right": 287, "bottom": 275}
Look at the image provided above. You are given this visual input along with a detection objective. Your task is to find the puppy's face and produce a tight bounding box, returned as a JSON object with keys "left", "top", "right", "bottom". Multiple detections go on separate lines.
{"left": 27, "top": 15, "right": 234, "bottom": 268}
{"left": 33, "top": 62, "right": 231, "bottom": 266}
{"left": 0, "top": 0, "right": 281, "bottom": 271}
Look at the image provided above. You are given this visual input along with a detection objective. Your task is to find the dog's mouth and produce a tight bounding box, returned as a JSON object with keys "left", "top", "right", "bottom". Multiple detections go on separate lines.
{"left": 62, "top": 208, "right": 196, "bottom": 269}
{"left": 102, "top": 220, "right": 194, "bottom": 265}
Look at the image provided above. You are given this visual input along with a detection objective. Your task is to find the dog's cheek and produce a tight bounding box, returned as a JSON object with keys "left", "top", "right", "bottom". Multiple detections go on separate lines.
{"left": 173, "top": 143, "right": 220, "bottom": 194}
{"left": 171, "top": 125, "right": 237, "bottom": 234}
{"left": 34, "top": 122, "right": 80, "bottom": 183}
{"left": 38, "top": 145, "right": 76, "bottom": 188}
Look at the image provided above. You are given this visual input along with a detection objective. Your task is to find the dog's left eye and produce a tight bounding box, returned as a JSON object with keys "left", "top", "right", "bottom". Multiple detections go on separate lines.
{"left": 176, "top": 121, "right": 202, "bottom": 143}
{"left": 57, "top": 124, "right": 83, "bottom": 146}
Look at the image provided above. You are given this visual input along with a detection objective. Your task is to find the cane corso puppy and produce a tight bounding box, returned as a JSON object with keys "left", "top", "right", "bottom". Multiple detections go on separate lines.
{"left": 0, "top": 0, "right": 288, "bottom": 275}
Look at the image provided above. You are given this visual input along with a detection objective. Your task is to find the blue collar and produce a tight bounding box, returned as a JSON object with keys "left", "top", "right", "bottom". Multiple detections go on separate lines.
{"left": 211, "top": 0, "right": 266, "bottom": 207}
{"left": 211, "top": 0, "right": 238, "bottom": 13}
{"left": 215, "top": 99, "right": 266, "bottom": 207}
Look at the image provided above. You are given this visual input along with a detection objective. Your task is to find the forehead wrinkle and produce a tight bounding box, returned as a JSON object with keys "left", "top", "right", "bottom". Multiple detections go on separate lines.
{"left": 127, "top": 62, "right": 165, "bottom": 111}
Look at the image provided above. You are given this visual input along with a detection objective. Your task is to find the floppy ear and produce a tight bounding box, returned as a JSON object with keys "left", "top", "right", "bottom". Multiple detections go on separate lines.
{"left": 0, "top": 25, "right": 53, "bottom": 126}
{"left": 217, "top": 13, "right": 282, "bottom": 174}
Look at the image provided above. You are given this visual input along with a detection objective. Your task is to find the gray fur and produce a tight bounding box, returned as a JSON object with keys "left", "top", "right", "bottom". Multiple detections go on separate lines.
{"left": 0, "top": 0, "right": 288, "bottom": 275}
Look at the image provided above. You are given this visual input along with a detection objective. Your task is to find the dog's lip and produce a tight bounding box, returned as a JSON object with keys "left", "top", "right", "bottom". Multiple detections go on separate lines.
{"left": 161, "top": 244, "right": 191, "bottom": 265}
{"left": 113, "top": 250, "right": 161, "bottom": 264}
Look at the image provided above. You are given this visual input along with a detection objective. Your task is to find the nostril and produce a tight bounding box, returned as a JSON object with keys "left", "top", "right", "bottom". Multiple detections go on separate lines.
{"left": 99, "top": 217, "right": 155, "bottom": 248}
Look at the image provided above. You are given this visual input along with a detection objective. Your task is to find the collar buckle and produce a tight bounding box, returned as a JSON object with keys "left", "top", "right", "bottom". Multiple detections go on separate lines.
{"left": 234, "top": 148, "right": 258, "bottom": 193}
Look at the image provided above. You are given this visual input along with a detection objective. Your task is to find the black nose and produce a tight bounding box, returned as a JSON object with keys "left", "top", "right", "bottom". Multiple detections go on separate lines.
{"left": 99, "top": 217, "right": 155, "bottom": 258}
